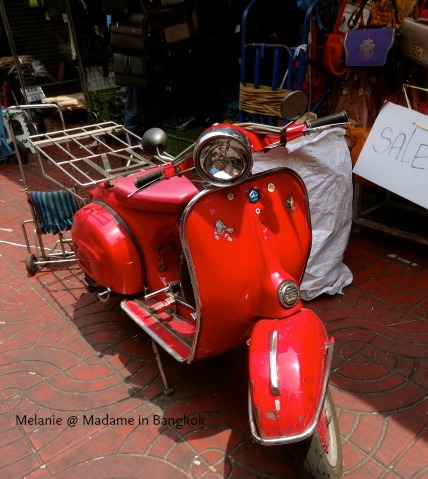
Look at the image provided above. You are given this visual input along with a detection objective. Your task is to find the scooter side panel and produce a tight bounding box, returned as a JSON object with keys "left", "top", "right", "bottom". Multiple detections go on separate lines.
{"left": 180, "top": 168, "right": 312, "bottom": 360}
{"left": 248, "top": 309, "right": 331, "bottom": 444}
{"left": 72, "top": 202, "right": 145, "bottom": 294}
{"left": 73, "top": 172, "right": 191, "bottom": 295}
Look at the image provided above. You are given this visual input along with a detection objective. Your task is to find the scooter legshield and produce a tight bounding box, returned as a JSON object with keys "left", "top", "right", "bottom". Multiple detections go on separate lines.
{"left": 248, "top": 309, "right": 334, "bottom": 445}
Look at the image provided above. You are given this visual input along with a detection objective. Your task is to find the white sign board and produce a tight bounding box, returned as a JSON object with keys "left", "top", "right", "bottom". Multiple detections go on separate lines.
{"left": 353, "top": 102, "right": 428, "bottom": 209}
{"left": 22, "top": 86, "right": 46, "bottom": 103}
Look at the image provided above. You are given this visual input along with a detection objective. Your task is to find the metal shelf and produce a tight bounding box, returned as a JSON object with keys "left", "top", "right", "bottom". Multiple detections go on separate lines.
{"left": 353, "top": 183, "right": 428, "bottom": 246}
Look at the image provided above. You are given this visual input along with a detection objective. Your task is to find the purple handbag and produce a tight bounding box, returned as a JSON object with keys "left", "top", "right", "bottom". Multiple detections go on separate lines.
{"left": 344, "top": 27, "right": 397, "bottom": 67}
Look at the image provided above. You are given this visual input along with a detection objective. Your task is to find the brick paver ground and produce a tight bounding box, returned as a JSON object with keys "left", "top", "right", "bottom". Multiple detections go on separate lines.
{"left": 1, "top": 151, "right": 427, "bottom": 478}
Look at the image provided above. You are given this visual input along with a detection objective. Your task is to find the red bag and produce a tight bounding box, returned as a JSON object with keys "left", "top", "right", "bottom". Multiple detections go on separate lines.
{"left": 323, "top": 33, "right": 348, "bottom": 76}
{"left": 322, "top": 0, "right": 348, "bottom": 76}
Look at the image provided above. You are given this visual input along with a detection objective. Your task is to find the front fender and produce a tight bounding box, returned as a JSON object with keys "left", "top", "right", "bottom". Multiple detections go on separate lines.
{"left": 248, "top": 309, "right": 334, "bottom": 445}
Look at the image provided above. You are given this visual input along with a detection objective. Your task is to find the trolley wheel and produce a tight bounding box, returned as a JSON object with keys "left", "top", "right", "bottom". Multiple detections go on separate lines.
{"left": 8, "top": 141, "right": 29, "bottom": 164}
{"left": 25, "top": 254, "right": 39, "bottom": 276}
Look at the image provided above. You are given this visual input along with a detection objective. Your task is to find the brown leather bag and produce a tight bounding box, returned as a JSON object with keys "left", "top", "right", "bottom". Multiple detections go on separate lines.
{"left": 334, "top": 70, "right": 377, "bottom": 128}
{"left": 110, "top": 13, "right": 147, "bottom": 52}
{"left": 334, "top": 69, "right": 377, "bottom": 183}
{"left": 368, "top": 0, "right": 402, "bottom": 27}
{"left": 158, "top": 6, "right": 191, "bottom": 43}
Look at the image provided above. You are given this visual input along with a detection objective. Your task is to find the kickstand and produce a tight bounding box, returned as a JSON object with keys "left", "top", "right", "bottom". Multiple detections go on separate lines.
{"left": 151, "top": 340, "right": 174, "bottom": 396}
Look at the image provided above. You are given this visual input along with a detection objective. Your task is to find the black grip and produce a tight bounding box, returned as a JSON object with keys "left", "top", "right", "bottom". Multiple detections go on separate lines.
{"left": 305, "top": 111, "right": 348, "bottom": 129}
{"left": 134, "top": 169, "right": 164, "bottom": 188}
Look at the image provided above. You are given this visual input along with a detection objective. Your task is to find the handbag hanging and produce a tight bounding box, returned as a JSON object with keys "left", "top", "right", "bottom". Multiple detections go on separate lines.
{"left": 344, "top": 26, "right": 397, "bottom": 67}
{"left": 347, "top": 0, "right": 402, "bottom": 29}
{"left": 113, "top": 53, "right": 148, "bottom": 87}
{"left": 110, "top": 13, "right": 147, "bottom": 52}
{"left": 368, "top": 0, "right": 402, "bottom": 27}
{"left": 322, "top": 0, "right": 349, "bottom": 76}
{"left": 334, "top": 69, "right": 377, "bottom": 184}
{"left": 344, "top": 0, "right": 399, "bottom": 67}
{"left": 400, "top": 17, "right": 428, "bottom": 67}
{"left": 158, "top": 6, "right": 191, "bottom": 43}
{"left": 334, "top": 69, "right": 377, "bottom": 128}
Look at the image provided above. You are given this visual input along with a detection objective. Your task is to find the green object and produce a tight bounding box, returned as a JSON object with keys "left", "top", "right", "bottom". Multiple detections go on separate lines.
{"left": 88, "top": 88, "right": 125, "bottom": 123}
{"left": 164, "top": 127, "right": 203, "bottom": 156}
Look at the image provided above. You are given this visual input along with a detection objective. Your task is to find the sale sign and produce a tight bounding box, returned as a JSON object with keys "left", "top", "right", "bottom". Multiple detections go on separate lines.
{"left": 353, "top": 102, "right": 428, "bottom": 209}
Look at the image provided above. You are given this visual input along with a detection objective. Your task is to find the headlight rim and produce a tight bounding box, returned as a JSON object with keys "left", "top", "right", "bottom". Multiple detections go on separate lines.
{"left": 193, "top": 125, "right": 253, "bottom": 187}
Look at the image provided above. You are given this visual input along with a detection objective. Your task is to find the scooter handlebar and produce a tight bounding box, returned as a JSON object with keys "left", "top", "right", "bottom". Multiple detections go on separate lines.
{"left": 134, "top": 163, "right": 178, "bottom": 189}
{"left": 305, "top": 111, "right": 348, "bottom": 129}
{"left": 134, "top": 169, "right": 164, "bottom": 188}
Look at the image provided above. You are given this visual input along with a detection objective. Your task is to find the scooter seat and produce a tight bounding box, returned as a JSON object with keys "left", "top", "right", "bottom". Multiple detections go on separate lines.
{"left": 113, "top": 169, "right": 200, "bottom": 213}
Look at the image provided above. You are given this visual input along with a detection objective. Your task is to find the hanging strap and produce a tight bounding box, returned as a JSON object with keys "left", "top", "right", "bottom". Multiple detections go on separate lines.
{"left": 333, "top": 0, "right": 351, "bottom": 33}
{"left": 347, "top": 0, "right": 370, "bottom": 30}
{"left": 390, "top": 0, "right": 400, "bottom": 27}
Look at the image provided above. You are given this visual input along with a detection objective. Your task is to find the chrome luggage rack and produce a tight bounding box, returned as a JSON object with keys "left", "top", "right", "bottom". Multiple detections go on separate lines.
{"left": 28, "top": 121, "right": 162, "bottom": 197}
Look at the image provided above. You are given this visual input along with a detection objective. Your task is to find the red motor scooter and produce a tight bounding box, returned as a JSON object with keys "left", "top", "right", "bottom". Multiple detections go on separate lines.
{"left": 71, "top": 110, "right": 348, "bottom": 479}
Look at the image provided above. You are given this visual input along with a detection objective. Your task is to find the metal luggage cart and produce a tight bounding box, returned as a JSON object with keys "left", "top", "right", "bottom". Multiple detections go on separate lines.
{"left": 0, "top": 107, "right": 14, "bottom": 163}
{"left": 8, "top": 104, "right": 162, "bottom": 275}
{"left": 27, "top": 119, "right": 154, "bottom": 197}
{"left": 21, "top": 189, "right": 81, "bottom": 276}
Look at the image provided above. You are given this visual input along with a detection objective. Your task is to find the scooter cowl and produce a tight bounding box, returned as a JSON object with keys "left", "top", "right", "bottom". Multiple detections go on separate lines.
{"left": 248, "top": 309, "right": 334, "bottom": 445}
{"left": 72, "top": 202, "right": 145, "bottom": 295}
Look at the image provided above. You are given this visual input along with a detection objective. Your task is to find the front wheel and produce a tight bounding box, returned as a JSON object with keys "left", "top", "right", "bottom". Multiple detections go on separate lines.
{"left": 25, "top": 254, "right": 39, "bottom": 276}
{"left": 291, "top": 387, "right": 343, "bottom": 479}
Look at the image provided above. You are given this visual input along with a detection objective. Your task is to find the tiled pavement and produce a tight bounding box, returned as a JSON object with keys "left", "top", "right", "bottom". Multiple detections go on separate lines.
{"left": 1, "top": 154, "right": 427, "bottom": 479}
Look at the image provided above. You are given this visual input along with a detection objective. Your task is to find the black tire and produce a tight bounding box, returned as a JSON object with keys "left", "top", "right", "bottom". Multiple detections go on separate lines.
{"left": 25, "top": 254, "right": 39, "bottom": 276}
{"left": 8, "top": 141, "right": 29, "bottom": 164}
{"left": 291, "top": 388, "right": 343, "bottom": 479}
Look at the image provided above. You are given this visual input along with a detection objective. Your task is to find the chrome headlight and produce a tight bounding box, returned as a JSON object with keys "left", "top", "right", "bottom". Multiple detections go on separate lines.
{"left": 193, "top": 125, "right": 253, "bottom": 187}
{"left": 278, "top": 280, "right": 300, "bottom": 308}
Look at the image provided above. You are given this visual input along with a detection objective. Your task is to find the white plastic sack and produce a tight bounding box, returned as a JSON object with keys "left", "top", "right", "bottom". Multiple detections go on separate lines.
{"left": 253, "top": 128, "right": 353, "bottom": 300}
